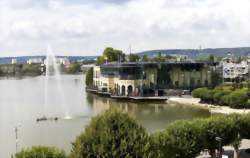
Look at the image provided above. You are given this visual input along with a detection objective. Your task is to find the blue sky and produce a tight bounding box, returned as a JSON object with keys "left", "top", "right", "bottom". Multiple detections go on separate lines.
{"left": 0, "top": 0, "right": 250, "bottom": 57}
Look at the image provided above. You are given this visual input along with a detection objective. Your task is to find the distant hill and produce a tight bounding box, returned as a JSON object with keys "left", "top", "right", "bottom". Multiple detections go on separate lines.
{"left": 0, "top": 56, "right": 97, "bottom": 65}
{"left": 137, "top": 47, "right": 250, "bottom": 58}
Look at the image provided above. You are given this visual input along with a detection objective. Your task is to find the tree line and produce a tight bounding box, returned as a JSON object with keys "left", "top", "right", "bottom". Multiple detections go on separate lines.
{"left": 16, "top": 108, "right": 250, "bottom": 158}
{"left": 96, "top": 47, "right": 178, "bottom": 65}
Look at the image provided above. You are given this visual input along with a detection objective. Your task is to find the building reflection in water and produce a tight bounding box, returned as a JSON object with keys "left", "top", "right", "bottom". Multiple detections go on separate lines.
{"left": 86, "top": 93, "right": 210, "bottom": 132}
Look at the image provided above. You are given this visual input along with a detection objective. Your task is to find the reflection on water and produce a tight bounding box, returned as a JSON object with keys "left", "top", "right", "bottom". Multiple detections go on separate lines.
{"left": 0, "top": 75, "right": 210, "bottom": 157}
{"left": 86, "top": 93, "right": 210, "bottom": 132}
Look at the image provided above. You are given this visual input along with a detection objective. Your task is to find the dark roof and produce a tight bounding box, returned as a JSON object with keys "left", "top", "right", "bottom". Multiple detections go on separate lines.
{"left": 100, "top": 61, "right": 216, "bottom": 68}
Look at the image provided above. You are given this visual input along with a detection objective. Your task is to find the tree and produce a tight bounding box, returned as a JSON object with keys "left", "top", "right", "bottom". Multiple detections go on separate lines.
{"left": 69, "top": 108, "right": 156, "bottom": 158}
{"left": 129, "top": 54, "right": 140, "bottom": 62}
{"left": 153, "top": 53, "right": 166, "bottom": 62}
{"left": 68, "top": 63, "right": 81, "bottom": 74}
{"left": 96, "top": 56, "right": 105, "bottom": 65}
{"left": 85, "top": 67, "right": 93, "bottom": 87}
{"left": 228, "top": 89, "right": 248, "bottom": 108}
{"left": 155, "top": 120, "right": 204, "bottom": 158}
{"left": 96, "top": 47, "right": 125, "bottom": 65}
{"left": 211, "top": 71, "right": 222, "bottom": 87}
{"left": 0, "top": 67, "right": 4, "bottom": 76}
{"left": 142, "top": 55, "right": 149, "bottom": 62}
{"left": 103, "top": 47, "right": 124, "bottom": 62}
{"left": 15, "top": 146, "right": 66, "bottom": 158}
{"left": 209, "top": 54, "right": 215, "bottom": 62}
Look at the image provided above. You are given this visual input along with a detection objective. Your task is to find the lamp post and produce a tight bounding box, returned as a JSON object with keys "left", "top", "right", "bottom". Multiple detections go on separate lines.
{"left": 14, "top": 124, "right": 21, "bottom": 154}
{"left": 216, "top": 137, "right": 222, "bottom": 158}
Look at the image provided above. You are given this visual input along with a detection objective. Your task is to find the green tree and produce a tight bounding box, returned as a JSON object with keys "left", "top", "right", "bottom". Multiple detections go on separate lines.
{"left": 153, "top": 53, "right": 166, "bottom": 62}
{"left": 15, "top": 146, "right": 66, "bottom": 158}
{"left": 96, "top": 47, "right": 125, "bottom": 65}
{"left": 154, "top": 120, "right": 204, "bottom": 158}
{"left": 68, "top": 63, "right": 81, "bottom": 74}
{"left": 21, "top": 64, "right": 42, "bottom": 75}
{"left": 70, "top": 108, "right": 156, "bottom": 158}
{"left": 142, "top": 55, "right": 149, "bottom": 62}
{"left": 211, "top": 71, "right": 222, "bottom": 87}
{"left": 103, "top": 47, "right": 124, "bottom": 62}
{"left": 128, "top": 54, "right": 140, "bottom": 62}
{"left": 85, "top": 67, "right": 93, "bottom": 87}
{"left": 228, "top": 89, "right": 248, "bottom": 108}
{"left": 96, "top": 56, "right": 105, "bottom": 65}
{"left": 0, "top": 67, "right": 4, "bottom": 76}
{"left": 209, "top": 54, "right": 215, "bottom": 62}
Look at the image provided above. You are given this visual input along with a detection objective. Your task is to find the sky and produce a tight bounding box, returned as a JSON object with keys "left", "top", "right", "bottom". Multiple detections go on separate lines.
{"left": 0, "top": 0, "right": 250, "bottom": 57}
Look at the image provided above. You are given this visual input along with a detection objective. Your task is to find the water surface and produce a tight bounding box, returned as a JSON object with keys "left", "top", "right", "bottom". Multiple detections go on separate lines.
{"left": 0, "top": 75, "right": 210, "bottom": 157}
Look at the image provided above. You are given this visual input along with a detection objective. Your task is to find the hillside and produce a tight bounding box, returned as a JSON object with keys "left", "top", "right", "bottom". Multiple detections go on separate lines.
{"left": 0, "top": 56, "right": 97, "bottom": 64}
{"left": 137, "top": 47, "right": 250, "bottom": 58}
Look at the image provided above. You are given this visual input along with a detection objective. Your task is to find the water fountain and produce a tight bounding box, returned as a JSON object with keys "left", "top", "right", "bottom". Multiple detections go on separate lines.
{"left": 38, "top": 45, "right": 71, "bottom": 122}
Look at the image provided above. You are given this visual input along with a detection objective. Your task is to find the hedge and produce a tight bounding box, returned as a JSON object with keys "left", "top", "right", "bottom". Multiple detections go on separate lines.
{"left": 192, "top": 87, "right": 250, "bottom": 109}
{"left": 15, "top": 146, "right": 66, "bottom": 158}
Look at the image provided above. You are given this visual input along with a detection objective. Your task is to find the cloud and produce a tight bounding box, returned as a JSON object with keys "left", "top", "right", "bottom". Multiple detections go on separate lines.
{"left": 0, "top": 0, "right": 250, "bottom": 57}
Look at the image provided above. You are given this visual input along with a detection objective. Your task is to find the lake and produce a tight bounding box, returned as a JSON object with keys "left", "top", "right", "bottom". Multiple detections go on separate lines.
{"left": 0, "top": 75, "right": 210, "bottom": 157}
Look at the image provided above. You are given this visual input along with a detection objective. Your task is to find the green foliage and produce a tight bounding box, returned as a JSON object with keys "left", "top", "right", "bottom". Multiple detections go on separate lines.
{"left": 69, "top": 108, "right": 156, "bottom": 158}
{"left": 192, "top": 86, "right": 250, "bottom": 109}
{"left": 21, "top": 64, "right": 42, "bottom": 75}
{"left": 153, "top": 53, "right": 166, "bottom": 62}
{"left": 191, "top": 87, "right": 209, "bottom": 99}
{"left": 228, "top": 89, "right": 248, "bottom": 108}
{"left": 67, "top": 63, "right": 81, "bottom": 74}
{"left": 211, "top": 71, "right": 222, "bottom": 87}
{"left": 209, "top": 54, "right": 215, "bottom": 62}
{"left": 15, "top": 146, "right": 66, "bottom": 158}
{"left": 142, "top": 55, "right": 149, "bottom": 62}
{"left": 199, "top": 115, "right": 239, "bottom": 153}
{"left": 85, "top": 67, "right": 93, "bottom": 86}
{"left": 96, "top": 56, "right": 105, "bottom": 65}
{"left": 0, "top": 67, "right": 3, "bottom": 76}
{"left": 153, "top": 114, "right": 246, "bottom": 158}
{"left": 96, "top": 47, "right": 125, "bottom": 65}
{"left": 155, "top": 120, "right": 203, "bottom": 158}
{"left": 128, "top": 54, "right": 140, "bottom": 62}
{"left": 103, "top": 47, "right": 124, "bottom": 62}
{"left": 213, "top": 89, "right": 231, "bottom": 105}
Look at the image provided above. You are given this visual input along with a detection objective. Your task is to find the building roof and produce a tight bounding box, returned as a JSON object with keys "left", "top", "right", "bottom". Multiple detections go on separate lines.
{"left": 100, "top": 61, "right": 216, "bottom": 68}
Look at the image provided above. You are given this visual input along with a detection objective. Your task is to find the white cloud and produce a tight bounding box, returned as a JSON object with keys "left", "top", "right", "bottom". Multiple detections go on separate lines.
{"left": 0, "top": 0, "right": 250, "bottom": 57}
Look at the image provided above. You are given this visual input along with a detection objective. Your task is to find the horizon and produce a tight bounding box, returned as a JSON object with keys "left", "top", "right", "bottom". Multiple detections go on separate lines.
{"left": 2, "top": 45, "right": 250, "bottom": 58}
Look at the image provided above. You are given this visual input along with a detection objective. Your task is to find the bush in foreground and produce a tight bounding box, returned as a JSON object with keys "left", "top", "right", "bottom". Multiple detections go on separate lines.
{"left": 15, "top": 146, "right": 66, "bottom": 158}
{"left": 69, "top": 108, "right": 156, "bottom": 158}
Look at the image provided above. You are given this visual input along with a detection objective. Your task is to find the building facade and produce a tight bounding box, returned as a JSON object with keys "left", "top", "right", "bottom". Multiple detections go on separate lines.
{"left": 221, "top": 57, "right": 249, "bottom": 82}
{"left": 93, "top": 62, "right": 215, "bottom": 97}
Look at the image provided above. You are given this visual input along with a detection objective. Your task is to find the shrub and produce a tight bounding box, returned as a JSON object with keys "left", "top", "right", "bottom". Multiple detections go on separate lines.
{"left": 228, "top": 89, "right": 248, "bottom": 108}
{"left": 154, "top": 114, "right": 244, "bottom": 158}
{"left": 15, "top": 146, "right": 66, "bottom": 158}
{"left": 69, "top": 108, "right": 156, "bottom": 158}
{"left": 155, "top": 120, "right": 203, "bottom": 158}
{"left": 199, "top": 115, "right": 239, "bottom": 155}
{"left": 213, "top": 89, "right": 232, "bottom": 105}
{"left": 192, "top": 88, "right": 209, "bottom": 100}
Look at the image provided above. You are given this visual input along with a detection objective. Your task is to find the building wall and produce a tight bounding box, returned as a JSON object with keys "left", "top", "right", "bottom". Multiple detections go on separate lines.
{"left": 93, "top": 64, "right": 213, "bottom": 95}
